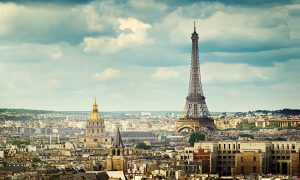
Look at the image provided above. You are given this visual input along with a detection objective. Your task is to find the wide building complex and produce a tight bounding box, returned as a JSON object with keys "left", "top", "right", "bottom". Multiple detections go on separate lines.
{"left": 193, "top": 140, "right": 300, "bottom": 176}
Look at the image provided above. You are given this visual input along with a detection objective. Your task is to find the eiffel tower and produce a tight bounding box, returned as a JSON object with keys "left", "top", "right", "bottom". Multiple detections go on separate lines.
{"left": 175, "top": 23, "right": 217, "bottom": 132}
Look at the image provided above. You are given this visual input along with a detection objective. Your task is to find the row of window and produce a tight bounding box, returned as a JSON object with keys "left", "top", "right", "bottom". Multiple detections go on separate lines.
{"left": 272, "top": 144, "right": 296, "bottom": 150}
{"left": 88, "top": 128, "right": 104, "bottom": 134}
{"left": 88, "top": 121, "right": 104, "bottom": 126}
{"left": 83, "top": 138, "right": 108, "bottom": 142}
{"left": 218, "top": 143, "right": 297, "bottom": 151}
{"left": 218, "top": 150, "right": 240, "bottom": 154}
{"left": 271, "top": 156, "right": 290, "bottom": 160}
{"left": 218, "top": 144, "right": 240, "bottom": 150}
{"left": 218, "top": 155, "right": 236, "bottom": 159}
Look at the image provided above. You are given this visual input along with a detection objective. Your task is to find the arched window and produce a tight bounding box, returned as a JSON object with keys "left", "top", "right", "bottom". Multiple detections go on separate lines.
{"left": 112, "top": 149, "right": 116, "bottom": 156}
{"left": 117, "top": 149, "right": 120, "bottom": 156}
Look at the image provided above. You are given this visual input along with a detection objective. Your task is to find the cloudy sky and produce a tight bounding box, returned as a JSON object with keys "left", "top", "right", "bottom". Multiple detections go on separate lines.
{"left": 0, "top": 0, "right": 300, "bottom": 112}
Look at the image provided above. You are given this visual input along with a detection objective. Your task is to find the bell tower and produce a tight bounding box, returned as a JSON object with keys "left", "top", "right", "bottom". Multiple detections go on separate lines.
{"left": 106, "top": 127, "right": 126, "bottom": 172}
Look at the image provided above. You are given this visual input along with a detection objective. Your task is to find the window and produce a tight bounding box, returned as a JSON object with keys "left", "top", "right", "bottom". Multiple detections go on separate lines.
{"left": 253, "top": 166, "right": 256, "bottom": 173}
{"left": 292, "top": 144, "right": 295, "bottom": 149}
{"left": 238, "top": 144, "right": 240, "bottom": 149}
{"left": 224, "top": 144, "right": 226, "bottom": 149}
{"left": 241, "top": 166, "right": 244, "bottom": 174}
{"left": 219, "top": 144, "right": 221, "bottom": 149}
{"left": 97, "top": 129, "right": 99, "bottom": 133}
{"left": 92, "top": 129, "right": 94, "bottom": 133}
{"left": 241, "top": 157, "right": 243, "bottom": 162}
{"left": 272, "top": 156, "right": 275, "bottom": 159}
{"left": 287, "top": 144, "right": 289, "bottom": 150}
{"left": 229, "top": 144, "right": 231, "bottom": 149}
{"left": 253, "top": 157, "right": 256, "bottom": 162}
{"left": 233, "top": 144, "right": 236, "bottom": 149}
{"left": 94, "top": 138, "right": 97, "bottom": 142}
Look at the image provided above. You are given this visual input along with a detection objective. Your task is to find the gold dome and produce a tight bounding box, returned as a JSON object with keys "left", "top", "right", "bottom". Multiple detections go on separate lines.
{"left": 87, "top": 98, "right": 103, "bottom": 121}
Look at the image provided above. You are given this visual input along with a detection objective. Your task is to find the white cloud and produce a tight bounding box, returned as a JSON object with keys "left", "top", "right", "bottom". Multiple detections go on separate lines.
{"left": 82, "top": 5, "right": 103, "bottom": 32}
{"left": 82, "top": 4, "right": 114, "bottom": 32}
{"left": 48, "top": 47, "right": 62, "bottom": 60}
{"left": 152, "top": 67, "right": 181, "bottom": 80}
{"left": 201, "top": 62, "right": 277, "bottom": 83}
{"left": 83, "top": 18, "right": 152, "bottom": 53}
{"left": 155, "top": 3, "right": 299, "bottom": 49}
{"left": 91, "top": 68, "right": 120, "bottom": 80}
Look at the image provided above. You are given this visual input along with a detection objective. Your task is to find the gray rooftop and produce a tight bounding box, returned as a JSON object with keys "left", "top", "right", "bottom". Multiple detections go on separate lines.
{"left": 112, "top": 127, "right": 124, "bottom": 148}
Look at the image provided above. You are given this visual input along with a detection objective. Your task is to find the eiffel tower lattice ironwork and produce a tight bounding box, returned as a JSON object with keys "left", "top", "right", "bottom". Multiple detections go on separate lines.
{"left": 183, "top": 22, "right": 210, "bottom": 118}
{"left": 176, "top": 22, "right": 216, "bottom": 132}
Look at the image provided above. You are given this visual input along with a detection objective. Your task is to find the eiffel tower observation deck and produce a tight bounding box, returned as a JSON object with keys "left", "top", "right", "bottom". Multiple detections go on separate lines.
{"left": 175, "top": 23, "right": 217, "bottom": 132}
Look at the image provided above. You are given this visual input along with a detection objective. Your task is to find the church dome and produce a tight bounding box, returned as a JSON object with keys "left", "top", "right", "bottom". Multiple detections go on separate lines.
{"left": 87, "top": 98, "right": 103, "bottom": 121}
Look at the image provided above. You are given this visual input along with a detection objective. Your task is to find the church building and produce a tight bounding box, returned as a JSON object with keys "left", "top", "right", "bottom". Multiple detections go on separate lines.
{"left": 106, "top": 126, "right": 127, "bottom": 172}
{"left": 78, "top": 98, "right": 112, "bottom": 148}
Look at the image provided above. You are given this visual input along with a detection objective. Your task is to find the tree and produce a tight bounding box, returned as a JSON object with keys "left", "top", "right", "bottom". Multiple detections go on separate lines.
{"left": 135, "top": 142, "right": 151, "bottom": 150}
{"left": 12, "top": 139, "right": 30, "bottom": 146}
{"left": 32, "top": 157, "right": 42, "bottom": 163}
{"left": 239, "top": 134, "right": 254, "bottom": 139}
{"left": 188, "top": 132, "right": 205, "bottom": 146}
{"left": 237, "top": 122, "right": 259, "bottom": 131}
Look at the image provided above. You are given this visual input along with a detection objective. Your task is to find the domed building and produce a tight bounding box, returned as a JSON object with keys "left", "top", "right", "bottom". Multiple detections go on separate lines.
{"left": 86, "top": 99, "right": 105, "bottom": 137}
{"left": 78, "top": 98, "right": 112, "bottom": 148}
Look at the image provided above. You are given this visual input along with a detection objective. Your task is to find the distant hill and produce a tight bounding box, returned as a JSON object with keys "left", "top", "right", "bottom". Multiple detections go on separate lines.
{"left": 252, "top": 109, "right": 300, "bottom": 116}
{"left": 0, "top": 108, "right": 53, "bottom": 115}
{"left": 274, "top": 109, "right": 300, "bottom": 116}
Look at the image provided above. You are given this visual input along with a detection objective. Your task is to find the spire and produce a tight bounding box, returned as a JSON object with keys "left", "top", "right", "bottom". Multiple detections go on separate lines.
{"left": 93, "top": 97, "right": 98, "bottom": 112}
{"left": 194, "top": 21, "right": 196, "bottom": 33}
{"left": 112, "top": 126, "right": 124, "bottom": 148}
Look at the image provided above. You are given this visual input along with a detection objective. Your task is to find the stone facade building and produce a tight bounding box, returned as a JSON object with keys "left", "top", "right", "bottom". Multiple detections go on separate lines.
{"left": 106, "top": 127, "right": 127, "bottom": 172}
{"left": 78, "top": 99, "right": 112, "bottom": 148}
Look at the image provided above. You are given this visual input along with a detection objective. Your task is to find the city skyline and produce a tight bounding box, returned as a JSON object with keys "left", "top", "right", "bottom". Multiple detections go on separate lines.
{"left": 0, "top": 0, "right": 300, "bottom": 111}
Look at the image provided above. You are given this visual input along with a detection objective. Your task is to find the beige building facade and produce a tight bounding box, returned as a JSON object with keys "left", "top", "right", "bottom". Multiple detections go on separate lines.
{"left": 194, "top": 140, "right": 300, "bottom": 176}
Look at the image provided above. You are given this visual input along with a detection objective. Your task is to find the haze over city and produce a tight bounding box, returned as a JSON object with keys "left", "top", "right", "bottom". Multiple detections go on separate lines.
{"left": 0, "top": 0, "right": 299, "bottom": 112}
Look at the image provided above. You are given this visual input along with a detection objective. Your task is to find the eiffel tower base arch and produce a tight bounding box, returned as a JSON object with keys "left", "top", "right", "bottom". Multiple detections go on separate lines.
{"left": 175, "top": 117, "right": 217, "bottom": 133}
